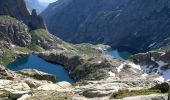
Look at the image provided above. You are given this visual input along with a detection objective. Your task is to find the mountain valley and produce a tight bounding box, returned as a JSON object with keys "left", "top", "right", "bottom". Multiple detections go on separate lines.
{"left": 0, "top": 0, "right": 169, "bottom": 100}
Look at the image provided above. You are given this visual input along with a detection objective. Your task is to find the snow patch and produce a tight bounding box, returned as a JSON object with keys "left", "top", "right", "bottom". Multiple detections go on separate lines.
{"left": 117, "top": 64, "right": 124, "bottom": 72}
{"left": 154, "top": 76, "right": 165, "bottom": 82}
{"left": 108, "top": 71, "right": 115, "bottom": 77}
{"left": 151, "top": 57, "right": 155, "bottom": 61}
{"left": 141, "top": 73, "right": 148, "bottom": 78}
{"left": 148, "top": 42, "right": 156, "bottom": 48}
{"left": 97, "top": 61, "right": 102, "bottom": 64}
{"left": 157, "top": 61, "right": 168, "bottom": 67}
{"left": 160, "top": 52, "right": 166, "bottom": 56}
{"left": 128, "top": 63, "right": 141, "bottom": 70}
{"left": 160, "top": 69, "right": 170, "bottom": 81}
{"left": 11, "top": 44, "right": 16, "bottom": 48}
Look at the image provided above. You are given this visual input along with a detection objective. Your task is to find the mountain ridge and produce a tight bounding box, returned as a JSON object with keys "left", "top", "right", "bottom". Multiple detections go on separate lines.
{"left": 41, "top": 0, "right": 170, "bottom": 52}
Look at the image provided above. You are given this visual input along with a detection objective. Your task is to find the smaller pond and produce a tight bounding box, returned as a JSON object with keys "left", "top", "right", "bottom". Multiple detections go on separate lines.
{"left": 106, "top": 49, "right": 131, "bottom": 60}
{"left": 8, "top": 55, "right": 75, "bottom": 83}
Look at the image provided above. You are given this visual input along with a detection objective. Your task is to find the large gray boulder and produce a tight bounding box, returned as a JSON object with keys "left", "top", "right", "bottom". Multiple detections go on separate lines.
{"left": 17, "top": 69, "right": 56, "bottom": 82}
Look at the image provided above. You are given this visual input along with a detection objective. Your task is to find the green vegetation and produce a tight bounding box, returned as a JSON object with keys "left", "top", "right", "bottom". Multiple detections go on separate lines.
{"left": 0, "top": 91, "right": 11, "bottom": 98}
{"left": 0, "top": 15, "right": 27, "bottom": 28}
{"left": 110, "top": 89, "right": 162, "bottom": 99}
{"left": 0, "top": 48, "right": 16, "bottom": 66}
{"left": 156, "top": 45, "right": 170, "bottom": 52}
{"left": 74, "top": 44, "right": 101, "bottom": 56}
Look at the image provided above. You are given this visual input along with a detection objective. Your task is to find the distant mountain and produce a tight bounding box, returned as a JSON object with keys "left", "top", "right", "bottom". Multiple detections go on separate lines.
{"left": 41, "top": 0, "right": 170, "bottom": 53}
{"left": 25, "top": 0, "right": 48, "bottom": 14}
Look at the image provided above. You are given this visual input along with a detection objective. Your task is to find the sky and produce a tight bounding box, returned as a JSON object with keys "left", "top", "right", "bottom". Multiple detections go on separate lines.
{"left": 38, "top": 0, "right": 57, "bottom": 3}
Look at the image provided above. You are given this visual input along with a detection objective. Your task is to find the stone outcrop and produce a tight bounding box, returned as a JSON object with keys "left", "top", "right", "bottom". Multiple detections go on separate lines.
{"left": 0, "top": 64, "right": 169, "bottom": 100}
{"left": 38, "top": 49, "right": 121, "bottom": 81}
{"left": 129, "top": 50, "right": 170, "bottom": 81}
{"left": 42, "top": 0, "right": 170, "bottom": 52}
{"left": 0, "top": 0, "right": 46, "bottom": 30}
{"left": 17, "top": 69, "right": 56, "bottom": 82}
{"left": 0, "top": 16, "right": 31, "bottom": 47}
{"left": 0, "top": 65, "right": 14, "bottom": 79}
{"left": 38, "top": 48, "right": 149, "bottom": 81}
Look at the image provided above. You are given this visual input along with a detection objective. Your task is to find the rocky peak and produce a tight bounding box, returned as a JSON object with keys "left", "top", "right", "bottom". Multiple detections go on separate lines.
{"left": 0, "top": 0, "right": 46, "bottom": 30}
{"left": 32, "top": 9, "right": 38, "bottom": 17}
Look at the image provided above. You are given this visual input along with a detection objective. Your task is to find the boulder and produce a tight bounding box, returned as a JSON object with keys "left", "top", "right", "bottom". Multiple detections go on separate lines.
{"left": 121, "top": 94, "right": 167, "bottom": 100}
{"left": 0, "top": 79, "right": 31, "bottom": 99}
{"left": 17, "top": 69, "right": 56, "bottom": 82}
{"left": 0, "top": 65, "right": 14, "bottom": 79}
{"left": 57, "top": 81, "right": 72, "bottom": 89}
{"left": 18, "top": 94, "right": 31, "bottom": 100}
{"left": 37, "top": 81, "right": 72, "bottom": 91}
{"left": 37, "top": 84, "right": 62, "bottom": 91}
{"left": 76, "top": 81, "right": 129, "bottom": 98}
{"left": 10, "top": 91, "right": 31, "bottom": 99}
{"left": 25, "top": 79, "right": 48, "bottom": 88}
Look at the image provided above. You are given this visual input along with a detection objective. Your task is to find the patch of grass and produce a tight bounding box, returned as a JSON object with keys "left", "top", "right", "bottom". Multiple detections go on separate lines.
{"left": 28, "top": 42, "right": 44, "bottom": 52}
{"left": 74, "top": 44, "right": 101, "bottom": 56}
{"left": 110, "top": 89, "right": 162, "bottom": 99}
{"left": 0, "top": 90, "right": 11, "bottom": 98}
{"left": 13, "top": 47, "right": 33, "bottom": 53}
{"left": 0, "top": 15, "right": 27, "bottom": 29}
{"left": 0, "top": 48, "right": 16, "bottom": 66}
{"left": 29, "top": 29, "right": 63, "bottom": 50}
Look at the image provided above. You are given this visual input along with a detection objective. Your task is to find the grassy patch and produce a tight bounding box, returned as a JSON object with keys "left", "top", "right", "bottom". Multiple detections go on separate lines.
{"left": 74, "top": 44, "right": 101, "bottom": 56}
{"left": 0, "top": 15, "right": 27, "bottom": 31}
{"left": 110, "top": 89, "right": 162, "bottom": 99}
{"left": 28, "top": 42, "right": 44, "bottom": 52}
{"left": 0, "top": 90, "right": 11, "bottom": 98}
{"left": 29, "top": 29, "right": 64, "bottom": 50}
{"left": 0, "top": 48, "right": 16, "bottom": 66}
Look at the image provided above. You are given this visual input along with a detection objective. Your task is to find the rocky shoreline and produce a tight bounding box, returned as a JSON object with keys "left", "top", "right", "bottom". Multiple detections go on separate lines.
{"left": 0, "top": 64, "right": 169, "bottom": 100}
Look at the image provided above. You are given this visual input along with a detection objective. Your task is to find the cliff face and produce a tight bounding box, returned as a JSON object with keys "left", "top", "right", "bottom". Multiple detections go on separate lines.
{"left": 0, "top": 16, "right": 31, "bottom": 47}
{"left": 42, "top": 0, "right": 170, "bottom": 52}
{"left": 0, "top": 0, "right": 46, "bottom": 30}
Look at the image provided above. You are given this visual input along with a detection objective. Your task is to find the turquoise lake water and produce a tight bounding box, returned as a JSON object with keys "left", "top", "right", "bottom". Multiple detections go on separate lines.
{"left": 106, "top": 49, "right": 131, "bottom": 60}
{"left": 8, "top": 55, "right": 75, "bottom": 83}
{"left": 8, "top": 50, "right": 131, "bottom": 83}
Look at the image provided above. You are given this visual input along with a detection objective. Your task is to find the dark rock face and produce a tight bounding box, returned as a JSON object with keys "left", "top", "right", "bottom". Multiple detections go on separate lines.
{"left": 0, "top": 0, "right": 46, "bottom": 30}
{"left": 42, "top": 0, "right": 170, "bottom": 52}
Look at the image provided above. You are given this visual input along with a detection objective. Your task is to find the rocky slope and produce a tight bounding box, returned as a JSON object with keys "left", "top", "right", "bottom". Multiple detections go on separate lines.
{"left": 42, "top": 0, "right": 170, "bottom": 52}
{"left": 0, "top": 64, "right": 169, "bottom": 100}
{"left": 129, "top": 49, "right": 170, "bottom": 81}
{"left": 0, "top": 0, "right": 72, "bottom": 66}
{"left": 0, "top": 0, "right": 170, "bottom": 99}
{"left": 24, "top": 0, "right": 48, "bottom": 14}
